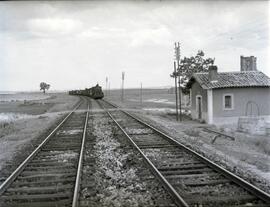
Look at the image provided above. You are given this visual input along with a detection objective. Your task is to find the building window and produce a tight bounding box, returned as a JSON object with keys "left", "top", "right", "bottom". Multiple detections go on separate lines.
{"left": 223, "top": 94, "right": 234, "bottom": 110}
{"left": 225, "top": 96, "right": 232, "bottom": 108}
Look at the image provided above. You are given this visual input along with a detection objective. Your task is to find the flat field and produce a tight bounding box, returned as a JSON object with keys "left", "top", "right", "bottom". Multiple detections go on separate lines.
{"left": 106, "top": 88, "right": 189, "bottom": 119}
{"left": 106, "top": 88, "right": 270, "bottom": 193}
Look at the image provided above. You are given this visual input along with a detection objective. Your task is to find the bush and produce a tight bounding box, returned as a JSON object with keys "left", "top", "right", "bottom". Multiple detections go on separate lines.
{"left": 184, "top": 128, "right": 200, "bottom": 137}
{"left": 254, "top": 137, "right": 270, "bottom": 155}
{"left": 0, "top": 121, "right": 15, "bottom": 138}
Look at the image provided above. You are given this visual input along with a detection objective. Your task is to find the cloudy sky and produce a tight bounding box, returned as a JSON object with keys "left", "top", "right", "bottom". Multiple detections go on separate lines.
{"left": 0, "top": 1, "right": 269, "bottom": 91}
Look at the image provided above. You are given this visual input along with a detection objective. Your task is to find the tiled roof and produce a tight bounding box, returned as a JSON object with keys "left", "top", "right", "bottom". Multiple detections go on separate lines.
{"left": 190, "top": 71, "right": 270, "bottom": 89}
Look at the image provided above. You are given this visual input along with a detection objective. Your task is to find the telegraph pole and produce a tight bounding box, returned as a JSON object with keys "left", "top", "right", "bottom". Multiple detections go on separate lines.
{"left": 121, "top": 72, "right": 125, "bottom": 102}
{"left": 178, "top": 72, "right": 182, "bottom": 121}
{"left": 174, "top": 42, "right": 182, "bottom": 121}
{"left": 174, "top": 61, "right": 179, "bottom": 121}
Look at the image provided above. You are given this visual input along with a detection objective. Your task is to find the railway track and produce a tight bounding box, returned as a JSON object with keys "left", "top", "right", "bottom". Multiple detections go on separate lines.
{"left": 0, "top": 97, "right": 90, "bottom": 207}
{"left": 1, "top": 95, "right": 269, "bottom": 207}
{"left": 0, "top": 96, "right": 177, "bottom": 207}
{"left": 98, "top": 99, "right": 270, "bottom": 207}
{"left": 79, "top": 98, "right": 177, "bottom": 207}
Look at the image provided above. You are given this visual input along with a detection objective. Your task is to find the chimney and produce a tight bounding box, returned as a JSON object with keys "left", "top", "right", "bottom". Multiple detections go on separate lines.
{"left": 208, "top": 65, "right": 218, "bottom": 81}
{"left": 240, "top": 56, "right": 257, "bottom": 71}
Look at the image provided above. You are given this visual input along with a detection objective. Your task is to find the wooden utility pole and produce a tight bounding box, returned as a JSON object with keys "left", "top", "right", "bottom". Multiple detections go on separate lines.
{"left": 174, "top": 61, "right": 179, "bottom": 121}
{"left": 174, "top": 42, "right": 182, "bottom": 121}
{"left": 121, "top": 72, "right": 125, "bottom": 102}
{"left": 178, "top": 74, "right": 182, "bottom": 121}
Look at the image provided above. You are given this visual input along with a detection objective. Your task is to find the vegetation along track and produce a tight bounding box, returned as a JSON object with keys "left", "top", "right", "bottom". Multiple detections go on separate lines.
{"left": 98, "top": 99, "right": 270, "bottom": 207}
{"left": 0, "top": 97, "right": 90, "bottom": 207}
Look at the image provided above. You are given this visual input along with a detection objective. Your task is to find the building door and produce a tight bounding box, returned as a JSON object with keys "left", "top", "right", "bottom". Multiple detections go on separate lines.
{"left": 197, "top": 96, "right": 202, "bottom": 119}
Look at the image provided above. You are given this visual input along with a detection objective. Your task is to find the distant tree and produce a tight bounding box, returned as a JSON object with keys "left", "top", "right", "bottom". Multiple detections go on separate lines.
{"left": 40, "top": 82, "right": 50, "bottom": 93}
{"left": 171, "top": 50, "right": 215, "bottom": 93}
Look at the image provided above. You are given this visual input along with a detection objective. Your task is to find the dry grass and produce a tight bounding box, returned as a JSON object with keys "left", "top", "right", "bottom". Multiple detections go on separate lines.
{"left": 184, "top": 128, "right": 200, "bottom": 137}
{"left": 253, "top": 137, "right": 270, "bottom": 155}
{"left": 0, "top": 121, "right": 16, "bottom": 138}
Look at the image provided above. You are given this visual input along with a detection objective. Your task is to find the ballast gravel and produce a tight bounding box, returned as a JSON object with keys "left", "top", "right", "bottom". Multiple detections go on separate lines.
{"left": 79, "top": 112, "right": 176, "bottom": 207}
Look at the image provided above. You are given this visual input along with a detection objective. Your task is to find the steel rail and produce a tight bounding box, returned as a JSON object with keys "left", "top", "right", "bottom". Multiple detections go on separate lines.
{"left": 0, "top": 98, "right": 83, "bottom": 195}
{"left": 102, "top": 99, "right": 270, "bottom": 204}
{"left": 98, "top": 100, "right": 189, "bottom": 207}
{"left": 72, "top": 100, "right": 90, "bottom": 207}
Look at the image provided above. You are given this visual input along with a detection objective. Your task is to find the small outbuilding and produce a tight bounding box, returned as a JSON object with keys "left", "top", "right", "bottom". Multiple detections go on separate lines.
{"left": 187, "top": 66, "right": 270, "bottom": 125}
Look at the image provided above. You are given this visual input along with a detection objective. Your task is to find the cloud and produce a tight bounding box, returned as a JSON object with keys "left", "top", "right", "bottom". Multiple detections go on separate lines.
{"left": 130, "top": 26, "right": 172, "bottom": 47}
{"left": 27, "top": 18, "right": 83, "bottom": 38}
{"left": 78, "top": 27, "right": 127, "bottom": 39}
{"left": 78, "top": 24, "right": 173, "bottom": 48}
{"left": 0, "top": 1, "right": 269, "bottom": 91}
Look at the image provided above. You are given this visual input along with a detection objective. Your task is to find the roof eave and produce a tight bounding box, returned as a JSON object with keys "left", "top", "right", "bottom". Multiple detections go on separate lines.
{"left": 210, "top": 85, "right": 270, "bottom": 89}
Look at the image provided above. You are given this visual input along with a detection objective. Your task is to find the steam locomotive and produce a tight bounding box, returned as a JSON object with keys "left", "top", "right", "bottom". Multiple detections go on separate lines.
{"left": 69, "top": 84, "right": 104, "bottom": 99}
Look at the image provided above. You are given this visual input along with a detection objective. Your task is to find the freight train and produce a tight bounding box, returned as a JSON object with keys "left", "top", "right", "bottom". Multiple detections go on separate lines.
{"left": 69, "top": 84, "right": 104, "bottom": 99}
